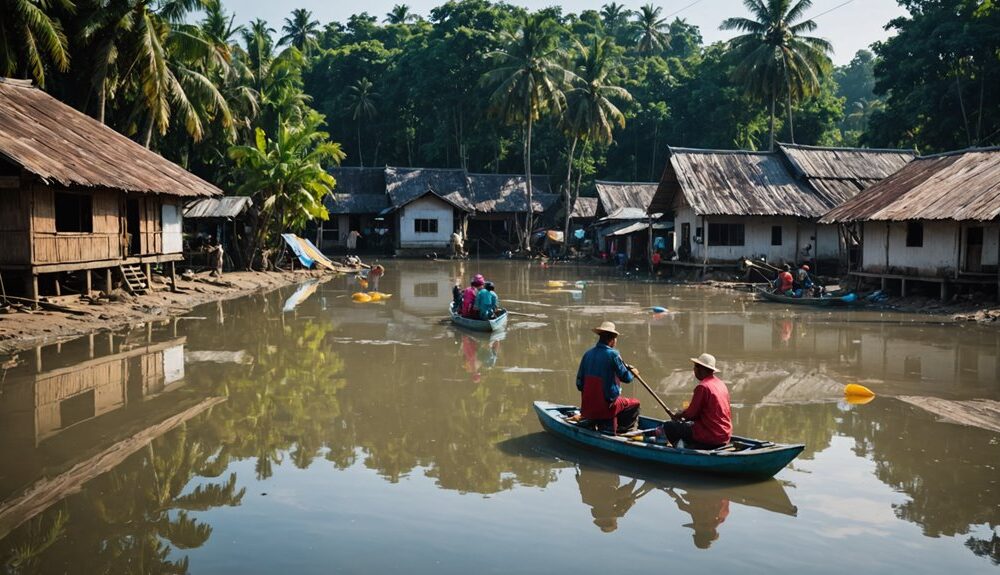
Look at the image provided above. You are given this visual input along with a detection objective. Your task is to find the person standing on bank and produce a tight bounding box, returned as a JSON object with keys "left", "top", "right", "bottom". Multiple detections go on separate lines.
{"left": 576, "top": 322, "right": 640, "bottom": 434}
{"left": 656, "top": 354, "right": 731, "bottom": 449}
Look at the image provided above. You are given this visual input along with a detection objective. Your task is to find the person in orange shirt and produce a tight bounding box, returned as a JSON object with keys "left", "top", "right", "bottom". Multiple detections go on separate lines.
{"left": 775, "top": 264, "right": 794, "bottom": 295}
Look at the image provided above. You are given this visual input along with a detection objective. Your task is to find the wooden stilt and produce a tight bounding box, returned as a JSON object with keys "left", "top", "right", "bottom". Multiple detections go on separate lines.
{"left": 105, "top": 268, "right": 113, "bottom": 293}
{"left": 144, "top": 263, "right": 153, "bottom": 288}
{"left": 84, "top": 269, "right": 92, "bottom": 297}
{"left": 29, "top": 274, "right": 38, "bottom": 309}
{"left": 54, "top": 277, "right": 61, "bottom": 297}
{"left": 169, "top": 261, "right": 177, "bottom": 293}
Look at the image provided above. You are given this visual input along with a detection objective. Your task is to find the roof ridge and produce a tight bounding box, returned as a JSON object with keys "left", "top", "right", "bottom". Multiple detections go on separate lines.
{"left": 594, "top": 180, "right": 659, "bottom": 185}
{"left": 778, "top": 142, "right": 918, "bottom": 154}
{"left": 668, "top": 145, "right": 773, "bottom": 156}
{"left": 915, "top": 146, "right": 1000, "bottom": 160}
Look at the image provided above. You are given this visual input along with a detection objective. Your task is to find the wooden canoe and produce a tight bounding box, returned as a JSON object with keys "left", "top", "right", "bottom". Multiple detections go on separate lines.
{"left": 449, "top": 302, "right": 509, "bottom": 332}
{"left": 533, "top": 401, "right": 804, "bottom": 479}
{"left": 756, "top": 287, "right": 860, "bottom": 307}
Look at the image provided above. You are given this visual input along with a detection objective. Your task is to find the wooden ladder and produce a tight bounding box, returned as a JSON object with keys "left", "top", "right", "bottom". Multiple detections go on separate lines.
{"left": 119, "top": 264, "right": 148, "bottom": 295}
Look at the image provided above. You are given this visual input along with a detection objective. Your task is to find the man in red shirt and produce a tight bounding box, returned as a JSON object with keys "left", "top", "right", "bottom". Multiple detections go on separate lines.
{"left": 656, "top": 353, "right": 732, "bottom": 448}
{"left": 775, "top": 264, "right": 794, "bottom": 295}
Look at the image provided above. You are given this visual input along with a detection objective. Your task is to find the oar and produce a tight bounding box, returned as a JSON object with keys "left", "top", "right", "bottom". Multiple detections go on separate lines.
{"left": 627, "top": 365, "right": 676, "bottom": 420}
{"left": 505, "top": 310, "right": 546, "bottom": 319}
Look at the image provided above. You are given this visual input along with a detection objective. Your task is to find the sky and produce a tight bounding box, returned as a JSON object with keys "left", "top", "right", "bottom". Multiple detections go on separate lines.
{"left": 223, "top": 0, "right": 909, "bottom": 65}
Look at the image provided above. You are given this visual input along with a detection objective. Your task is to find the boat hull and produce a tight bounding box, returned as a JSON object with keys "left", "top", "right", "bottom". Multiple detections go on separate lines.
{"left": 533, "top": 401, "right": 803, "bottom": 479}
{"left": 756, "top": 287, "right": 859, "bottom": 307}
{"left": 449, "top": 302, "right": 508, "bottom": 332}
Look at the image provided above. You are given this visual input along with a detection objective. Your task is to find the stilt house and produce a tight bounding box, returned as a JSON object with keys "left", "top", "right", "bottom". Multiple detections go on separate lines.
{"left": 384, "top": 167, "right": 473, "bottom": 254}
{"left": 820, "top": 148, "right": 1000, "bottom": 298}
{"left": 465, "top": 173, "right": 558, "bottom": 252}
{"left": 319, "top": 167, "right": 389, "bottom": 252}
{"left": 0, "top": 78, "right": 222, "bottom": 299}
{"left": 593, "top": 181, "right": 659, "bottom": 260}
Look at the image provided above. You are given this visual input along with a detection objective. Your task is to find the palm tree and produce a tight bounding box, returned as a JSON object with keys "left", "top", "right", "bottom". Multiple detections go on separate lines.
{"left": 278, "top": 9, "right": 320, "bottom": 55}
{"left": 561, "top": 36, "right": 631, "bottom": 252}
{"left": 600, "top": 3, "right": 632, "bottom": 37}
{"left": 229, "top": 111, "right": 345, "bottom": 269}
{"left": 483, "top": 13, "right": 572, "bottom": 250}
{"left": 721, "top": 0, "right": 832, "bottom": 150}
{"left": 242, "top": 18, "right": 275, "bottom": 90}
{"left": 347, "top": 77, "right": 378, "bottom": 167}
{"left": 0, "top": 0, "right": 70, "bottom": 87}
{"left": 385, "top": 4, "right": 417, "bottom": 24}
{"left": 633, "top": 4, "right": 670, "bottom": 55}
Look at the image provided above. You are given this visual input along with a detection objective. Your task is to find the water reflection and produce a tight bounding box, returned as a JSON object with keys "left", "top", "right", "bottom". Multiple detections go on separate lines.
{"left": 0, "top": 263, "right": 996, "bottom": 572}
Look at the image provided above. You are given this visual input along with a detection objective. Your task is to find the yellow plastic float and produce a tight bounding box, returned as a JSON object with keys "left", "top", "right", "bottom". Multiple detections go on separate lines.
{"left": 352, "top": 292, "right": 372, "bottom": 303}
{"left": 844, "top": 383, "right": 875, "bottom": 401}
{"left": 546, "top": 280, "right": 565, "bottom": 288}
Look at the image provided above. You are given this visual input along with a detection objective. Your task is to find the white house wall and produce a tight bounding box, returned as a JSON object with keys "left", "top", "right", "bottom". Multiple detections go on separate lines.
{"left": 398, "top": 195, "right": 454, "bottom": 248}
{"left": 861, "top": 220, "right": 959, "bottom": 276}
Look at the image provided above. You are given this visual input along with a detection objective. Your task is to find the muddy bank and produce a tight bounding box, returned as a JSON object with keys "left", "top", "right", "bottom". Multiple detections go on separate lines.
{"left": 0, "top": 270, "right": 335, "bottom": 355}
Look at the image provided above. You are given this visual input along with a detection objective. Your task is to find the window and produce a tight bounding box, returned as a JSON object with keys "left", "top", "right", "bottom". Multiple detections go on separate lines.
{"left": 54, "top": 192, "right": 93, "bottom": 232}
{"left": 906, "top": 221, "right": 923, "bottom": 247}
{"left": 414, "top": 218, "right": 438, "bottom": 233}
{"left": 771, "top": 225, "right": 783, "bottom": 246}
{"left": 707, "top": 223, "right": 745, "bottom": 246}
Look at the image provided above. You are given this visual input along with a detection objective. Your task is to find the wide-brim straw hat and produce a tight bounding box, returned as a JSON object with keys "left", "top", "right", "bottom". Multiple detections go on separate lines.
{"left": 690, "top": 353, "right": 720, "bottom": 372}
{"left": 592, "top": 321, "right": 619, "bottom": 336}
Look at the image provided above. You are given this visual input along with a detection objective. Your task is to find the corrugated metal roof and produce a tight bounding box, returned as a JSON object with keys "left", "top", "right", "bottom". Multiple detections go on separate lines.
{"left": 606, "top": 221, "right": 649, "bottom": 236}
{"left": 0, "top": 78, "right": 222, "bottom": 197}
{"left": 570, "top": 196, "right": 597, "bottom": 219}
{"left": 601, "top": 207, "right": 653, "bottom": 221}
{"left": 385, "top": 167, "right": 471, "bottom": 209}
{"left": 649, "top": 147, "right": 834, "bottom": 218}
{"left": 820, "top": 148, "right": 1000, "bottom": 223}
{"left": 779, "top": 143, "right": 915, "bottom": 181}
{"left": 465, "top": 173, "right": 554, "bottom": 213}
{"left": 184, "top": 196, "right": 253, "bottom": 218}
{"left": 595, "top": 181, "right": 658, "bottom": 216}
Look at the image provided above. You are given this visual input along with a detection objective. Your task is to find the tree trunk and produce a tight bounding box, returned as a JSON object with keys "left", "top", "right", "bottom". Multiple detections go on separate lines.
{"left": 786, "top": 90, "right": 795, "bottom": 144}
{"left": 649, "top": 122, "right": 659, "bottom": 180}
{"left": 955, "top": 72, "right": 972, "bottom": 147}
{"left": 561, "top": 136, "right": 579, "bottom": 256}
{"left": 97, "top": 79, "right": 107, "bottom": 124}
{"left": 143, "top": 117, "right": 154, "bottom": 149}
{"left": 768, "top": 93, "right": 776, "bottom": 151}
{"left": 524, "top": 116, "right": 534, "bottom": 252}
{"left": 357, "top": 121, "right": 364, "bottom": 167}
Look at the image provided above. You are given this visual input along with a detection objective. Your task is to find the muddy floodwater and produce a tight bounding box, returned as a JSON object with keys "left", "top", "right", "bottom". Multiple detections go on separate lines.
{"left": 0, "top": 260, "right": 998, "bottom": 573}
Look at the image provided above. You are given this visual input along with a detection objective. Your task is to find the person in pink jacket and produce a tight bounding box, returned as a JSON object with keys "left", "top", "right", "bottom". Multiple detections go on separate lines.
{"left": 460, "top": 274, "right": 485, "bottom": 318}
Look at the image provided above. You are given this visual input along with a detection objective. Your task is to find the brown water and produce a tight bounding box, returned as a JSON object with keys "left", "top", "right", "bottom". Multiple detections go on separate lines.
{"left": 0, "top": 260, "right": 997, "bottom": 574}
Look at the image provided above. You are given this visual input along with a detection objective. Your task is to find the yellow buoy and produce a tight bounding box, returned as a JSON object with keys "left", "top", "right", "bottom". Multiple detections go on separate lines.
{"left": 546, "top": 280, "right": 565, "bottom": 288}
{"left": 845, "top": 394, "right": 875, "bottom": 406}
{"left": 368, "top": 292, "right": 382, "bottom": 302}
{"left": 352, "top": 292, "right": 372, "bottom": 303}
{"left": 844, "top": 383, "right": 875, "bottom": 398}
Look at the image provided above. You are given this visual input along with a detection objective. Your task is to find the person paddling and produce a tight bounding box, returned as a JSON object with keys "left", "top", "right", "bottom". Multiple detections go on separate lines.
{"left": 654, "top": 353, "right": 731, "bottom": 449}
{"left": 576, "top": 322, "right": 640, "bottom": 434}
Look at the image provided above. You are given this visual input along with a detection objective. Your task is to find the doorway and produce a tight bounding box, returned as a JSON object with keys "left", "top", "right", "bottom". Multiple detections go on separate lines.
{"left": 126, "top": 198, "right": 141, "bottom": 256}
{"left": 965, "top": 226, "right": 983, "bottom": 272}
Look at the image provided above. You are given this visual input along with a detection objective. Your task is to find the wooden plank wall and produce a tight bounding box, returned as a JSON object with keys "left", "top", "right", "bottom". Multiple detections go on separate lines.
{"left": 0, "top": 188, "right": 32, "bottom": 264}
{"left": 35, "top": 357, "right": 126, "bottom": 441}
{"left": 31, "top": 184, "right": 122, "bottom": 265}
{"left": 139, "top": 196, "right": 163, "bottom": 255}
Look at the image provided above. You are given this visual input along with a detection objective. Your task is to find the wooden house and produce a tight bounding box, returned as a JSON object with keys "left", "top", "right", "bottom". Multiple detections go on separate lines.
{"left": 820, "top": 148, "right": 1000, "bottom": 298}
{"left": 183, "top": 196, "right": 254, "bottom": 270}
{"left": 465, "top": 173, "right": 559, "bottom": 252}
{"left": 383, "top": 167, "right": 473, "bottom": 254}
{"left": 593, "top": 181, "right": 659, "bottom": 259}
{"left": 0, "top": 78, "right": 222, "bottom": 299}
{"left": 648, "top": 145, "right": 914, "bottom": 274}
{"left": 319, "top": 167, "right": 389, "bottom": 252}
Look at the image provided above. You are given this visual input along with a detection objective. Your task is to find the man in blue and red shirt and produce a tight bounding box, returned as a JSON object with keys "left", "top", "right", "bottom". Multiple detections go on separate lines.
{"left": 657, "top": 353, "right": 732, "bottom": 449}
{"left": 576, "top": 321, "right": 640, "bottom": 434}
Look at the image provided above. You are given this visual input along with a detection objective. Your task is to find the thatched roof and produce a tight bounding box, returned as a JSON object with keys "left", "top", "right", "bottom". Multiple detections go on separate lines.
{"left": 0, "top": 78, "right": 221, "bottom": 197}
{"left": 649, "top": 147, "right": 832, "bottom": 218}
{"left": 465, "top": 173, "right": 556, "bottom": 213}
{"left": 594, "top": 180, "right": 657, "bottom": 216}
{"left": 779, "top": 143, "right": 916, "bottom": 206}
{"left": 328, "top": 167, "right": 387, "bottom": 196}
{"left": 820, "top": 148, "right": 1000, "bottom": 223}
{"left": 184, "top": 196, "right": 253, "bottom": 219}
{"left": 570, "top": 196, "right": 598, "bottom": 219}
{"left": 324, "top": 193, "right": 389, "bottom": 215}
{"left": 384, "top": 167, "right": 473, "bottom": 210}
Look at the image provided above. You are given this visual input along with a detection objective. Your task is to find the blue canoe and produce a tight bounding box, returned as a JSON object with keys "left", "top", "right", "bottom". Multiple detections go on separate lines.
{"left": 449, "top": 302, "right": 509, "bottom": 332}
{"left": 756, "top": 286, "right": 860, "bottom": 307}
{"left": 533, "top": 401, "right": 804, "bottom": 479}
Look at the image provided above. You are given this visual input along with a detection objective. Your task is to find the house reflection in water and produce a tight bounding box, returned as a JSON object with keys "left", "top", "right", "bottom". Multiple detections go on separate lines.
{"left": 0, "top": 331, "right": 218, "bottom": 541}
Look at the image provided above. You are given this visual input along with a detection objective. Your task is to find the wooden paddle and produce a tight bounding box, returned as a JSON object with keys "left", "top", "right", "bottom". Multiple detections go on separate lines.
{"left": 627, "top": 365, "right": 677, "bottom": 420}
{"left": 505, "top": 310, "right": 545, "bottom": 319}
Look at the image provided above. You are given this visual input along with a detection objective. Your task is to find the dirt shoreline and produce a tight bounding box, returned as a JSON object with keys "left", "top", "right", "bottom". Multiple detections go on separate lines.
{"left": 0, "top": 269, "right": 334, "bottom": 355}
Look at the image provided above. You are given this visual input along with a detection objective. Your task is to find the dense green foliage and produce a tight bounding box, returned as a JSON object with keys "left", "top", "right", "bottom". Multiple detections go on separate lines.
{"left": 0, "top": 0, "right": 995, "bottom": 249}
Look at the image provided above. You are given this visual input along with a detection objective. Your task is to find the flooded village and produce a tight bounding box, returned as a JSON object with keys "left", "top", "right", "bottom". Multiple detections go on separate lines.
{"left": 0, "top": 0, "right": 998, "bottom": 573}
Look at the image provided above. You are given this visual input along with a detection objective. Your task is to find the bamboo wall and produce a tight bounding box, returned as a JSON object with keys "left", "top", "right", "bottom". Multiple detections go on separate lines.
{"left": 0, "top": 189, "right": 31, "bottom": 264}
{"left": 32, "top": 184, "right": 122, "bottom": 265}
